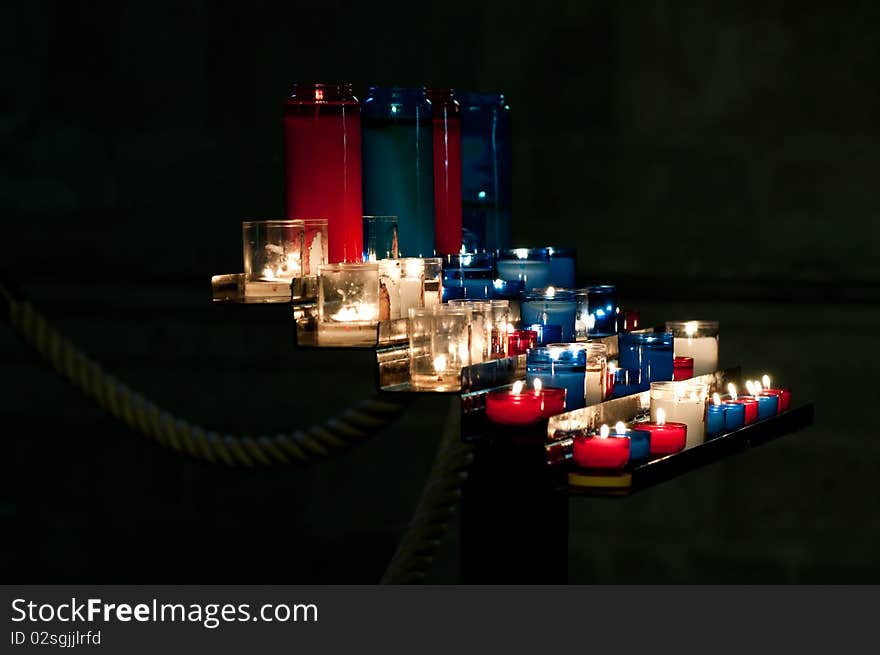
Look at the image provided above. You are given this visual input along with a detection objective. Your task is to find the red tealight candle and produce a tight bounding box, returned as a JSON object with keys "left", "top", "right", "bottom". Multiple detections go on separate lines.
{"left": 507, "top": 329, "right": 538, "bottom": 356}
{"left": 673, "top": 356, "right": 695, "bottom": 381}
{"left": 572, "top": 425, "right": 630, "bottom": 470}
{"left": 634, "top": 407, "right": 687, "bottom": 455}
{"left": 725, "top": 383, "right": 758, "bottom": 424}
{"left": 760, "top": 375, "right": 791, "bottom": 412}
{"left": 485, "top": 381, "right": 542, "bottom": 425}
{"left": 539, "top": 385, "right": 567, "bottom": 418}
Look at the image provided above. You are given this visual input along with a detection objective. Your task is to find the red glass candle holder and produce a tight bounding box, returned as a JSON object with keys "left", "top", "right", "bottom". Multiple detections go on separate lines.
{"left": 762, "top": 388, "right": 791, "bottom": 412}
{"left": 572, "top": 434, "right": 630, "bottom": 470}
{"left": 633, "top": 422, "right": 687, "bottom": 456}
{"left": 622, "top": 308, "right": 640, "bottom": 331}
{"left": 673, "top": 356, "right": 695, "bottom": 381}
{"left": 485, "top": 388, "right": 542, "bottom": 425}
{"left": 606, "top": 368, "right": 616, "bottom": 399}
{"left": 539, "top": 387, "right": 566, "bottom": 418}
{"left": 507, "top": 329, "right": 538, "bottom": 356}
{"left": 729, "top": 397, "right": 759, "bottom": 424}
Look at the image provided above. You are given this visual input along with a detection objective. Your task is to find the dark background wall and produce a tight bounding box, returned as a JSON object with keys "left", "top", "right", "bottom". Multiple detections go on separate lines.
{"left": 2, "top": 1, "right": 879, "bottom": 583}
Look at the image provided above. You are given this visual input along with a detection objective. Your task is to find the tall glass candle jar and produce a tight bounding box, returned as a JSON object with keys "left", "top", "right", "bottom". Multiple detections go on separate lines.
{"left": 242, "top": 220, "right": 303, "bottom": 297}
{"left": 577, "top": 285, "right": 618, "bottom": 337}
{"left": 546, "top": 247, "right": 576, "bottom": 288}
{"left": 317, "top": 262, "right": 380, "bottom": 346}
{"left": 615, "top": 332, "right": 674, "bottom": 396}
{"left": 527, "top": 345, "right": 587, "bottom": 412}
{"left": 666, "top": 320, "right": 720, "bottom": 376}
{"left": 399, "top": 258, "right": 426, "bottom": 315}
{"left": 496, "top": 248, "right": 551, "bottom": 292}
{"left": 441, "top": 252, "right": 494, "bottom": 301}
{"left": 459, "top": 91, "right": 511, "bottom": 252}
{"left": 547, "top": 342, "right": 607, "bottom": 406}
{"left": 521, "top": 287, "right": 577, "bottom": 343}
{"left": 491, "top": 278, "right": 523, "bottom": 326}
{"left": 422, "top": 257, "right": 443, "bottom": 307}
{"left": 448, "top": 299, "right": 491, "bottom": 364}
{"left": 408, "top": 305, "right": 471, "bottom": 391}
{"left": 284, "top": 83, "right": 362, "bottom": 264}
{"left": 650, "top": 381, "right": 709, "bottom": 449}
{"left": 378, "top": 259, "right": 402, "bottom": 320}
{"left": 426, "top": 88, "right": 462, "bottom": 255}
{"left": 486, "top": 300, "right": 511, "bottom": 358}
{"left": 301, "top": 219, "right": 328, "bottom": 277}
{"left": 361, "top": 86, "right": 434, "bottom": 258}
{"left": 363, "top": 215, "right": 399, "bottom": 262}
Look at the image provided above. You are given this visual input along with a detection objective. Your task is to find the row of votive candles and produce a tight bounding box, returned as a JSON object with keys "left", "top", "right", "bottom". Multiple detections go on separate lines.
{"left": 571, "top": 376, "right": 792, "bottom": 470}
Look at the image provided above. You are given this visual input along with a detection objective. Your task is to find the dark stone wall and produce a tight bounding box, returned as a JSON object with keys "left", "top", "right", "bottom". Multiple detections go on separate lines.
{"left": 3, "top": 1, "right": 879, "bottom": 583}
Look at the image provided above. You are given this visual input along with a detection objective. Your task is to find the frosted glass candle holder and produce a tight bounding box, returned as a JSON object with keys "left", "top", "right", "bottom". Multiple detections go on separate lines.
{"left": 408, "top": 306, "right": 472, "bottom": 391}
{"left": 378, "top": 259, "right": 402, "bottom": 320}
{"left": 302, "top": 219, "right": 328, "bottom": 276}
{"left": 448, "top": 300, "right": 491, "bottom": 364}
{"left": 317, "top": 262, "right": 380, "bottom": 346}
{"left": 242, "top": 220, "right": 304, "bottom": 297}
{"left": 650, "top": 381, "right": 709, "bottom": 449}
{"left": 400, "top": 258, "right": 426, "bottom": 315}
{"left": 665, "top": 320, "right": 720, "bottom": 376}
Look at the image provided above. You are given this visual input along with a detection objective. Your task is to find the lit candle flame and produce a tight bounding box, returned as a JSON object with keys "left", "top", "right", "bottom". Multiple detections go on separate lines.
{"left": 656, "top": 407, "right": 666, "bottom": 425}
{"left": 614, "top": 421, "right": 627, "bottom": 435}
{"left": 513, "top": 248, "right": 529, "bottom": 260}
{"left": 684, "top": 321, "right": 698, "bottom": 337}
{"left": 330, "top": 304, "right": 378, "bottom": 322}
{"left": 433, "top": 355, "right": 447, "bottom": 373}
{"left": 512, "top": 380, "right": 525, "bottom": 394}
{"left": 755, "top": 380, "right": 763, "bottom": 394}
{"left": 713, "top": 392, "right": 721, "bottom": 406}
{"left": 598, "top": 424, "right": 610, "bottom": 439}
{"left": 608, "top": 361, "right": 617, "bottom": 374}
{"left": 745, "top": 380, "right": 755, "bottom": 396}
{"left": 728, "top": 383, "right": 737, "bottom": 401}
{"left": 546, "top": 286, "right": 556, "bottom": 298}
{"left": 762, "top": 374, "right": 771, "bottom": 389}
{"left": 532, "top": 378, "right": 542, "bottom": 394}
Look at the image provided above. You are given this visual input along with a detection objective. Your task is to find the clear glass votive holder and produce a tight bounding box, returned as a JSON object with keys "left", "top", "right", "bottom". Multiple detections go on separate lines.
{"left": 546, "top": 246, "right": 576, "bottom": 288}
{"left": 665, "top": 320, "right": 720, "bottom": 376}
{"left": 317, "top": 262, "right": 380, "bottom": 346}
{"left": 408, "top": 305, "right": 473, "bottom": 391}
{"left": 301, "top": 218, "right": 328, "bottom": 276}
{"left": 422, "top": 257, "right": 443, "bottom": 307}
{"left": 242, "top": 220, "right": 304, "bottom": 296}
{"left": 363, "top": 215, "right": 399, "bottom": 262}
{"left": 496, "top": 248, "right": 552, "bottom": 291}
{"left": 491, "top": 278, "right": 523, "bottom": 326}
{"left": 486, "top": 299, "right": 511, "bottom": 358}
{"left": 650, "top": 380, "right": 709, "bottom": 448}
{"left": 614, "top": 331, "right": 674, "bottom": 396}
{"left": 448, "top": 300, "right": 490, "bottom": 363}
{"left": 576, "top": 285, "right": 618, "bottom": 337}
{"left": 399, "top": 258, "right": 426, "bottom": 315}
{"left": 378, "top": 259, "right": 402, "bottom": 320}
{"left": 521, "top": 287, "right": 577, "bottom": 343}
{"left": 442, "top": 252, "right": 495, "bottom": 301}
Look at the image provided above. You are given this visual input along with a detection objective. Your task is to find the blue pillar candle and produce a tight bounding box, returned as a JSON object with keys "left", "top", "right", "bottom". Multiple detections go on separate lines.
{"left": 529, "top": 323, "right": 562, "bottom": 346}
{"left": 361, "top": 86, "right": 435, "bottom": 258}
{"left": 614, "top": 423, "right": 650, "bottom": 462}
{"left": 722, "top": 401, "right": 746, "bottom": 431}
{"left": 526, "top": 345, "right": 586, "bottom": 412}
{"left": 613, "top": 332, "right": 674, "bottom": 397}
{"left": 706, "top": 403, "right": 725, "bottom": 437}
{"left": 441, "top": 252, "right": 494, "bottom": 300}
{"left": 546, "top": 247, "right": 576, "bottom": 288}
{"left": 496, "top": 248, "right": 552, "bottom": 291}
{"left": 756, "top": 394, "right": 779, "bottom": 420}
{"left": 576, "top": 285, "right": 618, "bottom": 337}
{"left": 521, "top": 287, "right": 577, "bottom": 343}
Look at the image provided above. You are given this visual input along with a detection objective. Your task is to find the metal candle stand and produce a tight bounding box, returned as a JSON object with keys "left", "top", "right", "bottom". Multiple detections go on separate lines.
{"left": 212, "top": 275, "right": 815, "bottom": 582}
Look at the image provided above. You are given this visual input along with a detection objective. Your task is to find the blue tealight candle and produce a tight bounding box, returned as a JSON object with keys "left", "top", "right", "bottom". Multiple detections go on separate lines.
{"left": 755, "top": 394, "right": 778, "bottom": 420}
{"left": 706, "top": 403, "right": 725, "bottom": 437}
{"left": 521, "top": 287, "right": 577, "bottom": 342}
{"left": 529, "top": 323, "right": 562, "bottom": 346}
{"left": 614, "top": 423, "right": 650, "bottom": 462}
{"left": 722, "top": 401, "right": 745, "bottom": 431}
{"left": 526, "top": 345, "right": 586, "bottom": 412}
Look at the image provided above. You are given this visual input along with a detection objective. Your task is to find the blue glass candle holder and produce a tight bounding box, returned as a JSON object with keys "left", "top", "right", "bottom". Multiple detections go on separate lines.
{"left": 526, "top": 345, "right": 587, "bottom": 412}
{"left": 619, "top": 428, "right": 650, "bottom": 462}
{"left": 459, "top": 92, "right": 511, "bottom": 252}
{"left": 441, "top": 252, "right": 494, "bottom": 301}
{"left": 496, "top": 248, "right": 551, "bottom": 291}
{"left": 706, "top": 403, "right": 725, "bottom": 437}
{"left": 722, "top": 401, "right": 746, "bottom": 431}
{"left": 521, "top": 288, "right": 577, "bottom": 343}
{"left": 614, "top": 332, "right": 674, "bottom": 397}
{"left": 361, "top": 86, "right": 435, "bottom": 258}
{"left": 546, "top": 247, "right": 576, "bottom": 288}
{"left": 529, "top": 323, "right": 562, "bottom": 346}
{"left": 577, "top": 285, "right": 618, "bottom": 337}
{"left": 756, "top": 394, "right": 778, "bottom": 420}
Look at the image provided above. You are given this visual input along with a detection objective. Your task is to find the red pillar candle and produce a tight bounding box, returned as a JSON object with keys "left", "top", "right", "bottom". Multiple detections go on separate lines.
{"left": 572, "top": 425, "right": 630, "bottom": 470}
{"left": 539, "top": 385, "right": 566, "bottom": 418}
{"left": 508, "top": 329, "right": 538, "bottom": 356}
{"left": 673, "top": 356, "right": 694, "bottom": 381}
{"left": 761, "top": 375, "right": 791, "bottom": 412}
{"left": 633, "top": 407, "right": 687, "bottom": 456}
{"left": 427, "top": 88, "right": 463, "bottom": 255}
{"left": 485, "top": 380, "right": 542, "bottom": 425}
{"left": 283, "top": 83, "right": 363, "bottom": 263}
